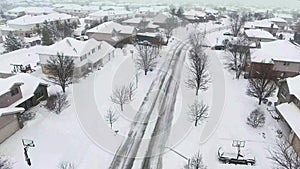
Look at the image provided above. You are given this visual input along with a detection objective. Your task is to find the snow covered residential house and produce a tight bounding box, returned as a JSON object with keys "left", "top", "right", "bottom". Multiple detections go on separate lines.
{"left": 152, "top": 13, "right": 180, "bottom": 28}
{"left": 1, "top": 13, "right": 78, "bottom": 38}
{"left": 244, "top": 29, "right": 276, "bottom": 43}
{"left": 0, "top": 73, "right": 48, "bottom": 143}
{"left": 54, "top": 4, "right": 99, "bottom": 17}
{"left": 38, "top": 37, "right": 115, "bottom": 77}
{"left": 247, "top": 40, "right": 300, "bottom": 78}
{"left": 4, "top": 6, "right": 54, "bottom": 19}
{"left": 244, "top": 19, "right": 279, "bottom": 36}
{"left": 85, "top": 10, "right": 134, "bottom": 23}
{"left": 0, "top": 73, "right": 48, "bottom": 110}
{"left": 276, "top": 75, "right": 300, "bottom": 155}
{"left": 122, "top": 17, "right": 150, "bottom": 31}
{"left": 86, "top": 21, "right": 136, "bottom": 47}
{"left": 182, "top": 10, "right": 207, "bottom": 23}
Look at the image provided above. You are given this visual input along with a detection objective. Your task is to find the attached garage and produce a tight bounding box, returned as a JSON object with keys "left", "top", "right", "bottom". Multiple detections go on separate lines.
{"left": 0, "top": 107, "right": 24, "bottom": 143}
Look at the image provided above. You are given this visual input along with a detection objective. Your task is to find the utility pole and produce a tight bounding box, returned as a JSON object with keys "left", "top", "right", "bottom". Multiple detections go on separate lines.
{"left": 165, "top": 147, "right": 190, "bottom": 168}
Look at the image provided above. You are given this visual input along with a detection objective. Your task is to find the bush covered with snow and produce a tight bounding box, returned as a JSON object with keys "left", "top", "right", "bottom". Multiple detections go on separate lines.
{"left": 58, "top": 161, "right": 75, "bottom": 169}
{"left": 21, "top": 111, "right": 36, "bottom": 122}
{"left": 247, "top": 109, "right": 265, "bottom": 128}
{"left": 45, "top": 92, "right": 69, "bottom": 114}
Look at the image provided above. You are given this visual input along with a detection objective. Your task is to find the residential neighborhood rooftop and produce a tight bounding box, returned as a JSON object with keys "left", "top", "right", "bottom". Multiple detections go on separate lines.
{"left": 286, "top": 75, "right": 300, "bottom": 99}
{"left": 245, "top": 29, "right": 276, "bottom": 40}
{"left": 251, "top": 40, "right": 300, "bottom": 63}
{"left": 7, "top": 13, "right": 76, "bottom": 26}
{"left": 37, "top": 38, "right": 101, "bottom": 57}
{"left": 276, "top": 102, "right": 300, "bottom": 138}
{"left": 86, "top": 21, "right": 135, "bottom": 35}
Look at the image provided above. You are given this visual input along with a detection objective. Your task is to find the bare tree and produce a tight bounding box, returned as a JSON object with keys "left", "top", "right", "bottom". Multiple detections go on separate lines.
{"left": 46, "top": 53, "right": 74, "bottom": 93}
{"left": 0, "top": 156, "right": 13, "bottom": 169}
{"left": 225, "top": 37, "right": 250, "bottom": 79}
{"left": 247, "top": 109, "right": 265, "bottom": 128}
{"left": 165, "top": 17, "right": 178, "bottom": 43}
{"left": 127, "top": 82, "right": 136, "bottom": 101}
{"left": 183, "top": 152, "right": 207, "bottom": 169}
{"left": 230, "top": 13, "right": 246, "bottom": 37}
{"left": 55, "top": 92, "right": 69, "bottom": 114}
{"left": 189, "top": 30, "right": 206, "bottom": 53}
{"left": 105, "top": 108, "right": 118, "bottom": 129}
{"left": 58, "top": 161, "right": 76, "bottom": 169}
{"left": 268, "top": 139, "right": 300, "bottom": 169}
{"left": 186, "top": 46, "right": 210, "bottom": 96}
{"left": 110, "top": 85, "right": 130, "bottom": 111}
{"left": 135, "top": 44, "right": 157, "bottom": 76}
{"left": 188, "top": 100, "right": 209, "bottom": 127}
{"left": 246, "top": 64, "right": 277, "bottom": 105}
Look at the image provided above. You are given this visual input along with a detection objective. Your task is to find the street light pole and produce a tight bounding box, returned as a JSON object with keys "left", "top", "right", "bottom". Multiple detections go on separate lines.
{"left": 164, "top": 147, "right": 190, "bottom": 168}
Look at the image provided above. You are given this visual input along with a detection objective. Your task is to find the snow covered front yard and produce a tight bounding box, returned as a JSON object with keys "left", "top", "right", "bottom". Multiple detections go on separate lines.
{"left": 0, "top": 41, "right": 180, "bottom": 169}
{"left": 162, "top": 27, "right": 290, "bottom": 169}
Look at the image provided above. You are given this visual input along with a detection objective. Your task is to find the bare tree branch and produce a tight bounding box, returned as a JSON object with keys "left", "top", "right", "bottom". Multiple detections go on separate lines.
{"left": 268, "top": 139, "right": 300, "bottom": 169}
{"left": 246, "top": 63, "right": 277, "bottom": 105}
{"left": 105, "top": 108, "right": 118, "bottom": 129}
{"left": 110, "top": 85, "right": 130, "bottom": 111}
{"left": 186, "top": 44, "right": 210, "bottom": 96}
{"left": 188, "top": 100, "right": 209, "bottom": 127}
{"left": 134, "top": 44, "right": 157, "bottom": 76}
{"left": 46, "top": 52, "right": 75, "bottom": 93}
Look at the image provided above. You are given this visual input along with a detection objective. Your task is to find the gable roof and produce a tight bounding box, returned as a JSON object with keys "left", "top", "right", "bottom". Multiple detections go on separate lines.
{"left": 245, "top": 29, "right": 276, "bottom": 40}
{"left": 0, "top": 73, "right": 47, "bottom": 99}
{"left": 86, "top": 21, "right": 135, "bottom": 35}
{"left": 244, "top": 19, "right": 279, "bottom": 29}
{"left": 0, "top": 107, "right": 25, "bottom": 117}
{"left": 38, "top": 38, "right": 101, "bottom": 57}
{"left": 88, "top": 41, "right": 115, "bottom": 63}
{"left": 286, "top": 75, "right": 300, "bottom": 99}
{"left": 7, "top": 13, "right": 76, "bottom": 26}
{"left": 251, "top": 40, "right": 300, "bottom": 63}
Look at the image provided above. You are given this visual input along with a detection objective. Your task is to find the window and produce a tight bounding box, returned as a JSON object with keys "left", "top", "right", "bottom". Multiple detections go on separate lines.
{"left": 80, "top": 54, "right": 87, "bottom": 61}
{"left": 283, "top": 62, "right": 290, "bottom": 66}
{"left": 280, "top": 72, "right": 286, "bottom": 78}
{"left": 98, "top": 45, "right": 101, "bottom": 50}
{"left": 92, "top": 48, "right": 95, "bottom": 54}
{"left": 11, "top": 88, "right": 19, "bottom": 96}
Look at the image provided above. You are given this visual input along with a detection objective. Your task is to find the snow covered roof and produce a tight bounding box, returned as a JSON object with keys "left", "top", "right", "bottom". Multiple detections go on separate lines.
{"left": 88, "top": 41, "right": 115, "bottom": 63}
{"left": 0, "top": 46, "right": 45, "bottom": 74}
{"left": 122, "top": 17, "right": 147, "bottom": 24}
{"left": 286, "top": 75, "right": 300, "bottom": 99}
{"left": 267, "top": 17, "right": 287, "bottom": 24}
{"left": 245, "top": 29, "right": 276, "bottom": 40}
{"left": 147, "top": 22, "right": 159, "bottom": 29}
{"left": 87, "top": 21, "right": 135, "bottom": 35}
{"left": 152, "top": 12, "right": 174, "bottom": 24}
{"left": 250, "top": 40, "right": 300, "bottom": 63}
{"left": 0, "top": 73, "right": 47, "bottom": 101}
{"left": 137, "top": 32, "right": 161, "bottom": 38}
{"left": 183, "top": 10, "right": 206, "bottom": 17}
{"left": 37, "top": 38, "right": 101, "bottom": 57}
{"left": 7, "top": 13, "right": 76, "bottom": 26}
{"left": 244, "top": 19, "right": 279, "bottom": 29}
{"left": 276, "top": 103, "right": 300, "bottom": 137}
{"left": 88, "top": 10, "right": 133, "bottom": 18}
{"left": 0, "top": 107, "right": 24, "bottom": 117}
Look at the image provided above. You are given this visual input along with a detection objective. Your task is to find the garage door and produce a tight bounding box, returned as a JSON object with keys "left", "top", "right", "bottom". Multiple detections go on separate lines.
{"left": 0, "top": 115, "right": 20, "bottom": 143}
